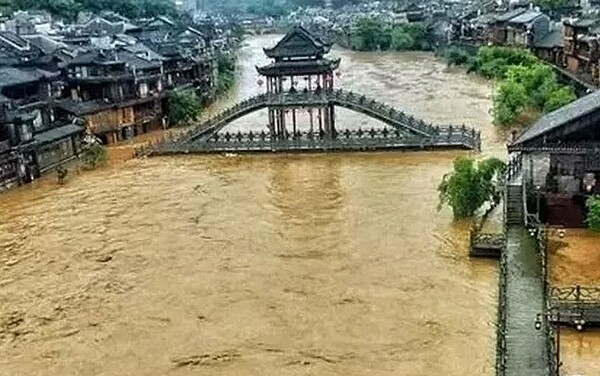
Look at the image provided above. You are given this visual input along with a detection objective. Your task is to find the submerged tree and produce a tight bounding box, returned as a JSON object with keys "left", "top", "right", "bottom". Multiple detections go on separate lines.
{"left": 80, "top": 143, "right": 107, "bottom": 170}
{"left": 168, "top": 89, "right": 201, "bottom": 127}
{"left": 586, "top": 196, "right": 600, "bottom": 233}
{"left": 438, "top": 157, "right": 506, "bottom": 218}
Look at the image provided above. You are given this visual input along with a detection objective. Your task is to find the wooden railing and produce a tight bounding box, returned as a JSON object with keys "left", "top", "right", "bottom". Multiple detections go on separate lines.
{"left": 495, "top": 222, "right": 509, "bottom": 376}
{"left": 504, "top": 153, "right": 523, "bottom": 182}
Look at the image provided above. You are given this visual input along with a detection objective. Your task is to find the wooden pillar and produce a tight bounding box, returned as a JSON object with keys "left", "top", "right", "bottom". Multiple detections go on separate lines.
{"left": 292, "top": 108, "right": 297, "bottom": 136}
{"left": 279, "top": 109, "right": 286, "bottom": 138}
{"left": 318, "top": 107, "right": 323, "bottom": 136}
{"left": 268, "top": 108, "right": 275, "bottom": 137}
{"left": 309, "top": 108, "right": 314, "bottom": 134}
{"left": 329, "top": 105, "right": 336, "bottom": 137}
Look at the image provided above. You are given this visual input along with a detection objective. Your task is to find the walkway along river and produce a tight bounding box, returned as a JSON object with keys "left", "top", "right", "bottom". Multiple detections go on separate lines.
{"left": 0, "top": 35, "right": 505, "bottom": 375}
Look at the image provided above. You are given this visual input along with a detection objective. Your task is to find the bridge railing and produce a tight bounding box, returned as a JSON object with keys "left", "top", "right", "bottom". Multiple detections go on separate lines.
{"left": 495, "top": 223, "right": 509, "bottom": 376}
{"left": 200, "top": 127, "right": 479, "bottom": 147}
{"left": 142, "top": 89, "right": 482, "bottom": 155}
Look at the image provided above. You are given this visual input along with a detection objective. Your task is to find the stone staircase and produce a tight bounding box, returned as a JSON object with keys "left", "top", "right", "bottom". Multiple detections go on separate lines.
{"left": 506, "top": 180, "right": 523, "bottom": 226}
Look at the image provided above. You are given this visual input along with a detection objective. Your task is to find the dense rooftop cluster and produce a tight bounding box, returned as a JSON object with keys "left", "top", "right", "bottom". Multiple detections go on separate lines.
{"left": 0, "top": 10, "right": 238, "bottom": 190}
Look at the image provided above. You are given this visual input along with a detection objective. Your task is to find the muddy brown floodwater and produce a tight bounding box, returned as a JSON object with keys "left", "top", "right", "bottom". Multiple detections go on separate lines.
{"left": 549, "top": 230, "right": 600, "bottom": 376}
{"left": 1, "top": 35, "right": 502, "bottom": 376}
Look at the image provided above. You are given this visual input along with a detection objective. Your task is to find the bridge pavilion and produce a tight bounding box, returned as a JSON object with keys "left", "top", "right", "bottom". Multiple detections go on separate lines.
{"left": 257, "top": 26, "right": 341, "bottom": 139}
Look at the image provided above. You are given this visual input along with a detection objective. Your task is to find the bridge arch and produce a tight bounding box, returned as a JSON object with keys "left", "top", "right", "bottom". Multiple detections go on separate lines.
{"left": 187, "top": 90, "right": 441, "bottom": 143}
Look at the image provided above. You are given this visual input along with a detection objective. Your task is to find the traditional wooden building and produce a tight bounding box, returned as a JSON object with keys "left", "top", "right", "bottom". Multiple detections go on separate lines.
{"left": 256, "top": 26, "right": 340, "bottom": 139}
{"left": 0, "top": 66, "right": 82, "bottom": 189}
{"left": 486, "top": 8, "right": 527, "bottom": 45}
{"left": 127, "top": 17, "right": 216, "bottom": 102}
{"left": 562, "top": 19, "right": 600, "bottom": 80}
{"left": 508, "top": 90, "right": 600, "bottom": 227}
{"left": 533, "top": 26, "right": 564, "bottom": 66}
{"left": 58, "top": 48, "right": 164, "bottom": 144}
{"left": 505, "top": 10, "right": 549, "bottom": 48}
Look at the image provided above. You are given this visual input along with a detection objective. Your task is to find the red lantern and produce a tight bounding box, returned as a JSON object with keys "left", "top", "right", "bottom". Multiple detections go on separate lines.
{"left": 257, "top": 78, "right": 264, "bottom": 87}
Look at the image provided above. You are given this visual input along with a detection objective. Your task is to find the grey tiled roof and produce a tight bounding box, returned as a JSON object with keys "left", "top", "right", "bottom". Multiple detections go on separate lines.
{"left": 494, "top": 8, "right": 527, "bottom": 23}
{"left": 564, "top": 18, "right": 598, "bottom": 28}
{"left": 508, "top": 10, "right": 544, "bottom": 25}
{"left": 0, "top": 67, "right": 42, "bottom": 87}
{"left": 513, "top": 90, "right": 600, "bottom": 145}
{"left": 34, "top": 123, "right": 83, "bottom": 145}
{"left": 533, "top": 28, "right": 563, "bottom": 49}
{"left": 57, "top": 99, "right": 110, "bottom": 115}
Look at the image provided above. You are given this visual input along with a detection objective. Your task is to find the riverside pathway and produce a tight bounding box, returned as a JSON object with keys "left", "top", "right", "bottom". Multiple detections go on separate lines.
{"left": 503, "top": 226, "right": 549, "bottom": 375}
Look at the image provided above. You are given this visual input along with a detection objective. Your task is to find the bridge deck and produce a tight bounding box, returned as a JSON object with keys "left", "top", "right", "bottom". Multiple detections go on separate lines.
{"left": 153, "top": 130, "right": 477, "bottom": 155}
{"left": 501, "top": 227, "right": 548, "bottom": 376}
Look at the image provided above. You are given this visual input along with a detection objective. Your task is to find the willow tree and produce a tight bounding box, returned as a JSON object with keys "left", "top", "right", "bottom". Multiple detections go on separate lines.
{"left": 438, "top": 157, "right": 506, "bottom": 219}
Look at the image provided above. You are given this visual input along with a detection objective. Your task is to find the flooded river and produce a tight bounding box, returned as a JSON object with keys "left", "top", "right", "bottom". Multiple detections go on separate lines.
{"left": 549, "top": 230, "right": 600, "bottom": 375}
{"left": 0, "top": 35, "right": 501, "bottom": 375}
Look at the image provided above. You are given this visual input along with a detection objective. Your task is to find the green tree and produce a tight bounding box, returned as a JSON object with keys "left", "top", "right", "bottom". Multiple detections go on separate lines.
{"left": 492, "top": 64, "right": 575, "bottom": 126}
{"left": 352, "top": 18, "right": 386, "bottom": 51}
{"left": 80, "top": 143, "right": 107, "bottom": 170}
{"left": 534, "top": 0, "right": 568, "bottom": 12}
{"left": 585, "top": 195, "right": 600, "bottom": 232}
{"left": 476, "top": 46, "right": 539, "bottom": 79}
{"left": 438, "top": 157, "right": 506, "bottom": 218}
{"left": 216, "top": 54, "right": 236, "bottom": 94}
{"left": 13, "top": 0, "right": 177, "bottom": 21}
{"left": 492, "top": 78, "right": 529, "bottom": 126}
{"left": 391, "top": 28, "right": 414, "bottom": 51}
{"left": 168, "top": 89, "right": 201, "bottom": 126}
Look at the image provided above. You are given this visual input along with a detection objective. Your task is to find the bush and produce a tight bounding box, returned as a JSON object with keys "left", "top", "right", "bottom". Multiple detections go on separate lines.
{"left": 586, "top": 195, "right": 600, "bottom": 232}
{"left": 445, "top": 47, "right": 473, "bottom": 66}
{"left": 438, "top": 157, "right": 506, "bottom": 218}
{"left": 80, "top": 143, "right": 107, "bottom": 170}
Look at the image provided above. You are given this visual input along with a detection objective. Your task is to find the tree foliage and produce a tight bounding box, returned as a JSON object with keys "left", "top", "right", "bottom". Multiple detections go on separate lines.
{"left": 80, "top": 143, "right": 107, "bottom": 170}
{"left": 492, "top": 64, "right": 575, "bottom": 126}
{"left": 168, "top": 89, "right": 200, "bottom": 126}
{"left": 533, "top": 0, "right": 569, "bottom": 11}
{"left": 438, "top": 157, "right": 506, "bottom": 219}
{"left": 586, "top": 195, "right": 600, "bottom": 233}
{"left": 352, "top": 18, "right": 432, "bottom": 52}
{"left": 216, "top": 53, "right": 236, "bottom": 95}
{"left": 12, "top": 0, "right": 176, "bottom": 21}
{"left": 445, "top": 46, "right": 576, "bottom": 127}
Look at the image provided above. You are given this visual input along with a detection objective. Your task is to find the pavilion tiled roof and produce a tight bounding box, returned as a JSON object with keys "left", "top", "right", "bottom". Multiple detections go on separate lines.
{"left": 264, "top": 26, "right": 331, "bottom": 59}
{"left": 257, "top": 58, "right": 340, "bottom": 76}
